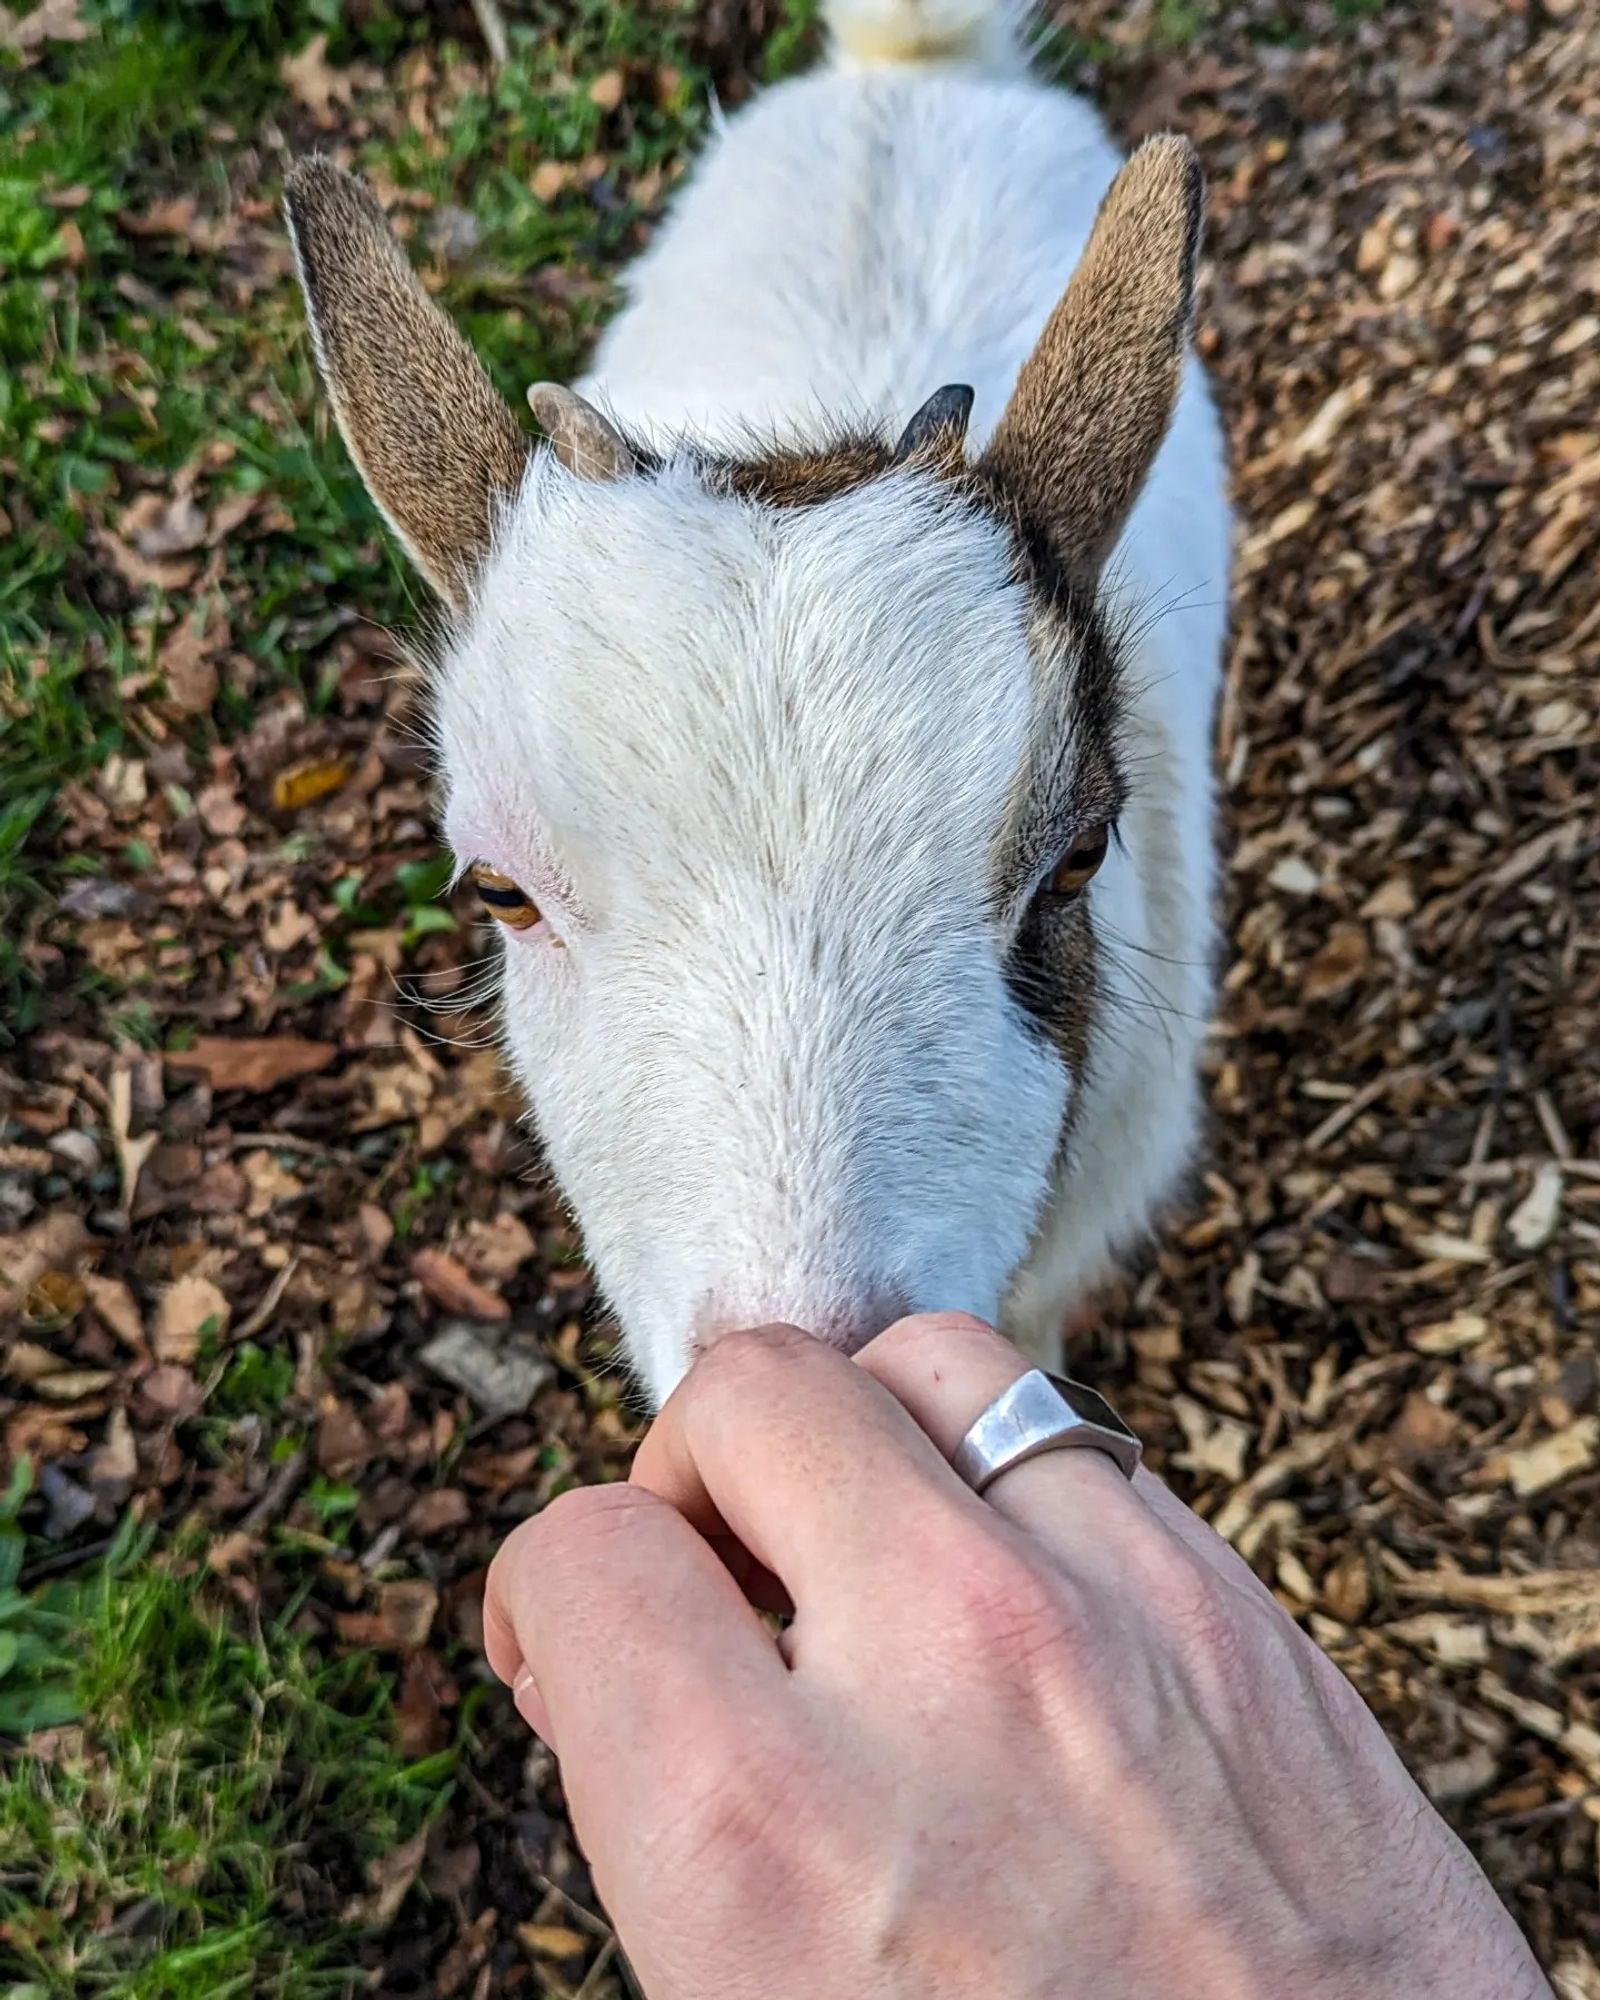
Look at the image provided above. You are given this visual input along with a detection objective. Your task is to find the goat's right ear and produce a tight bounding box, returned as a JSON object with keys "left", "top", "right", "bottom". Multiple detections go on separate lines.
{"left": 283, "top": 157, "right": 529, "bottom": 611}
{"left": 980, "top": 134, "right": 1203, "bottom": 585}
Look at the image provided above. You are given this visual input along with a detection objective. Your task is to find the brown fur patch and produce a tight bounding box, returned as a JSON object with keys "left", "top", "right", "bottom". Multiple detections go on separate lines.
{"left": 713, "top": 438, "right": 896, "bottom": 509}
{"left": 283, "top": 157, "right": 529, "bottom": 610}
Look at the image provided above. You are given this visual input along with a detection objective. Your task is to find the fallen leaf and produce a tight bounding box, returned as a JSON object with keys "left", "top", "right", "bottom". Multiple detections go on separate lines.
{"left": 155, "top": 1271, "right": 230, "bottom": 1363}
{"left": 281, "top": 32, "right": 356, "bottom": 124}
{"left": 120, "top": 489, "right": 208, "bottom": 558}
{"left": 395, "top": 1650, "right": 452, "bottom": 1758}
{"left": 338, "top": 1579, "right": 439, "bottom": 1652}
{"left": 34, "top": 1368, "right": 117, "bottom": 1401}
{"left": 460, "top": 1211, "right": 536, "bottom": 1283}
{"left": 3, "top": 1340, "right": 68, "bottom": 1383}
{"left": 196, "top": 781, "right": 247, "bottom": 838}
{"left": 0, "top": 0, "right": 89, "bottom": 56}
{"left": 139, "top": 1363, "right": 204, "bottom": 1420}
{"left": 271, "top": 755, "right": 353, "bottom": 812}
{"left": 27, "top": 1269, "right": 86, "bottom": 1320}
{"left": 159, "top": 600, "right": 227, "bottom": 714}
{"left": 340, "top": 1825, "right": 428, "bottom": 1930}
{"left": 0, "top": 1213, "right": 91, "bottom": 1319}
{"left": 173, "top": 1035, "right": 337, "bottom": 1093}
{"left": 411, "top": 1249, "right": 510, "bottom": 1324}
{"left": 405, "top": 1488, "right": 471, "bottom": 1536}
{"left": 99, "top": 528, "right": 196, "bottom": 594}
{"left": 316, "top": 1401, "right": 370, "bottom": 1480}
{"left": 205, "top": 1530, "right": 259, "bottom": 1575}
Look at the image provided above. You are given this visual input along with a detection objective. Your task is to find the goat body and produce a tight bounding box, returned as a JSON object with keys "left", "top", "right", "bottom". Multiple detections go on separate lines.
{"left": 286, "top": 0, "right": 1231, "bottom": 1406}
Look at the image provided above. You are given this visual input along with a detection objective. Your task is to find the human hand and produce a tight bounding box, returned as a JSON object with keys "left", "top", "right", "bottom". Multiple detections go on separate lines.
{"left": 485, "top": 1316, "right": 1551, "bottom": 2000}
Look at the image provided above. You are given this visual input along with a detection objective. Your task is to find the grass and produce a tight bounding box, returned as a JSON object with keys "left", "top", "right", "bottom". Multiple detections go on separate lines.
{"left": 0, "top": 1493, "right": 452, "bottom": 1996}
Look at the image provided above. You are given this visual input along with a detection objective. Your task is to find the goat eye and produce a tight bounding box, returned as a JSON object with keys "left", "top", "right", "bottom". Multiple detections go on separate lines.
{"left": 1046, "top": 826, "right": 1110, "bottom": 900}
{"left": 469, "top": 863, "right": 540, "bottom": 931}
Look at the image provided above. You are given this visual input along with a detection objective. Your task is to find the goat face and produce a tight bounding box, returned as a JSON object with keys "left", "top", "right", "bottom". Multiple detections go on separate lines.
{"left": 435, "top": 447, "right": 1129, "bottom": 1403}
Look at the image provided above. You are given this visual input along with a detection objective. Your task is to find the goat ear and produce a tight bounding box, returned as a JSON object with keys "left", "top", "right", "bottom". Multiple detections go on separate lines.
{"left": 527, "top": 384, "right": 636, "bottom": 482}
{"left": 892, "top": 384, "right": 974, "bottom": 464}
{"left": 283, "top": 156, "right": 529, "bottom": 610}
{"left": 980, "top": 134, "right": 1203, "bottom": 582}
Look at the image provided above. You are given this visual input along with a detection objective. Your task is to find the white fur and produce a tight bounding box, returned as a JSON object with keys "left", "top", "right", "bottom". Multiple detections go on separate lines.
{"left": 434, "top": 0, "right": 1230, "bottom": 1406}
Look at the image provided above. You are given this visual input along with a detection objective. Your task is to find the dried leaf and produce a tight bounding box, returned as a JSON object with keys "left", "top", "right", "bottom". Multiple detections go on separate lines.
{"left": 271, "top": 755, "right": 353, "bottom": 812}
{"left": 155, "top": 1271, "right": 230, "bottom": 1363}
{"left": 340, "top": 1825, "right": 428, "bottom": 1929}
{"left": 411, "top": 1249, "right": 510, "bottom": 1324}
{"left": 0, "top": 0, "right": 89, "bottom": 55}
{"left": 84, "top": 1273, "right": 144, "bottom": 1352}
{"left": 0, "top": 1213, "right": 91, "bottom": 1320}
{"left": 405, "top": 1488, "right": 471, "bottom": 1536}
{"left": 280, "top": 32, "right": 356, "bottom": 123}
{"left": 173, "top": 1036, "right": 338, "bottom": 1093}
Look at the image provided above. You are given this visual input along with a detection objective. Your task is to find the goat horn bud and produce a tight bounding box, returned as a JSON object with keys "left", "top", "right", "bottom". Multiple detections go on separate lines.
{"left": 527, "top": 383, "right": 636, "bottom": 482}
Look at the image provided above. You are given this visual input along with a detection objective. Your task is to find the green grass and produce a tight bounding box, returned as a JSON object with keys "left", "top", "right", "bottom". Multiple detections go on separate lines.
{"left": 0, "top": 1521, "right": 451, "bottom": 1996}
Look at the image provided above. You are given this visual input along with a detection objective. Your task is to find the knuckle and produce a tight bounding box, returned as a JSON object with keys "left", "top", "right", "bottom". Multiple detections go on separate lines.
{"left": 1126, "top": 1526, "right": 1244, "bottom": 1677}
{"left": 530, "top": 1479, "right": 661, "bottom": 1559}
{"left": 869, "top": 1311, "right": 1007, "bottom": 1369}
{"left": 692, "top": 1320, "right": 816, "bottom": 1391}
{"left": 934, "top": 1518, "right": 1083, "bottom": 1686}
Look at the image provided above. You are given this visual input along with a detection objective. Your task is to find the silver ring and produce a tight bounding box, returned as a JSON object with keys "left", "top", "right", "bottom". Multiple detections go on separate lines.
{"left": 951, "top": 1369, "right": 1142, "bottom": 1494}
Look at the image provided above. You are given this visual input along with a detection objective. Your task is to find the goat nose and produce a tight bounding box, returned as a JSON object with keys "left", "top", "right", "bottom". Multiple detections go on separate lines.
{"left": 694, "top": 1289, "right": 910, "bottom": 1359}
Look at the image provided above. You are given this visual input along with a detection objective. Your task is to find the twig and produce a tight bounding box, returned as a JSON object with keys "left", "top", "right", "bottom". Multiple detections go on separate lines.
{"left": 230, "top": 1258, "right": 299, "bottom": 1345}
{"left": 224, "top": 1131, "right": 365, "bottom": 1166}
{"left": 242, "top": 1444, "right": 309, "bottom": 1533}
{"left": 1473, "top": 1786, "right": 1600, "bottom": 1834}
{"left": 470, "top": 0, "right": 509, "bottom": 69}
{"left": 575, "top": 1937, "right": 617, "bottom": 1999}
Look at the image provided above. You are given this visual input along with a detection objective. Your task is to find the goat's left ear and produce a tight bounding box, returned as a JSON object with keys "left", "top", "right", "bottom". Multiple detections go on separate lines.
{"left": 284, "top": 156, "right": 530, "bottom": 610}
{"left": 980, "top": 134, "right": 1203, "bottom": 583}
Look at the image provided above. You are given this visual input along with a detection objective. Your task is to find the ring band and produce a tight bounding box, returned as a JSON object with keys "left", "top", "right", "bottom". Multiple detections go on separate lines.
{"left": 951, "top": 1369, "right": 1142, "bottom": 1493}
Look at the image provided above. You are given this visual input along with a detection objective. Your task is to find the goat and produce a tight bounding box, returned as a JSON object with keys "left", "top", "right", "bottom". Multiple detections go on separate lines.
{"left": 284, "top": 0, "right": 1231, "bottom": 1409}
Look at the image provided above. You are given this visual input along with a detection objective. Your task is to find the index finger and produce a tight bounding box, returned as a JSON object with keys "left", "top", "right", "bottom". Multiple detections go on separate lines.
{"left": 485, "top": 1482, "right": 789, "bottom": 1849}
{"left": 629, "top": 1322, "right": 985, "bottom": 1611}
